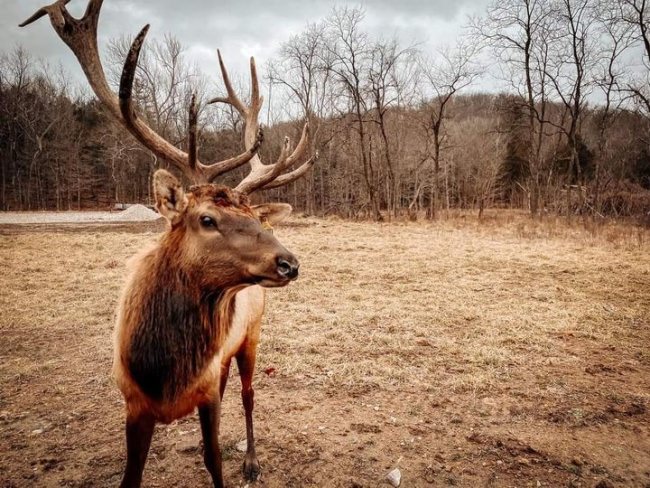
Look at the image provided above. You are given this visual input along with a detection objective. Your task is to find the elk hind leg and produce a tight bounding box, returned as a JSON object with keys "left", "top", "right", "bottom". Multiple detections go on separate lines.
{"left": 236, "top": 342, "right": 261, "bottom": 481}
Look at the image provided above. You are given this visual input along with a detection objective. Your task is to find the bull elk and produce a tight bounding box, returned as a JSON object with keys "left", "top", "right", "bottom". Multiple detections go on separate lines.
{"left": 20, "top": 1, "right": 316, "bottom": 487}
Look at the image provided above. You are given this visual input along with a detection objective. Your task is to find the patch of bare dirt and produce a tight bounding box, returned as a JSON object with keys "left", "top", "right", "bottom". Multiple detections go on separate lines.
{"left": 1, "top": 216, "right": 649, "bottom": 487}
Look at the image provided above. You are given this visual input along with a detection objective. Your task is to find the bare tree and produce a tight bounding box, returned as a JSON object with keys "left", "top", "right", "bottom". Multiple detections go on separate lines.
{"left": 544, "top": 0, "right": 600, "bottom": 214}
{"left": 324, "top": 6, "right": 383, "bottom": 220}
{"left": 590, "top": 0, "right": 636, "bottom": 212}
{"left": 617, "top": 0, "right": 650, "bottom": 119}
{"left": 448, "top": 112, "right": 503, "bottom": 217}
{"left": 268, "top": 21, "right": 332, "bottom": 213}
{"left": 0, "top": 47, "right": 81, "bottom": 209}
{"left": 474, "top": 0, "right": 557, "bottom": 215}
{"left": 268, "top": 22, "right": 331, "bottom": 120}
{"left": 419, "top": 41, "right": 478, "bottom": 218}
{"left": 0, "top": 47, "right": 32, "bottom": 209}
{"left": 368, "top": 38, "right": 416, "bottom": 218}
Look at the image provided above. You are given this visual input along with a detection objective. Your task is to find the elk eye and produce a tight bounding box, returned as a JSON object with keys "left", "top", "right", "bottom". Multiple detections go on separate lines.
{"left": 200, "top": 216, "right": 217, "bottom": 229}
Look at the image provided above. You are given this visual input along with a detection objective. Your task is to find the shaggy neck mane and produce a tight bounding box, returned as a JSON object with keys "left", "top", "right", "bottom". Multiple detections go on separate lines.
{"left": 127, "top": 228, "right": 239, "bottom": 402}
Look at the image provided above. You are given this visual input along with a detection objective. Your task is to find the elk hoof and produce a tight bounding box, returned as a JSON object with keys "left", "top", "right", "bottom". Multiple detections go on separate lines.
{"left": 242, "top": 454, "right": 261, "bottom": 481}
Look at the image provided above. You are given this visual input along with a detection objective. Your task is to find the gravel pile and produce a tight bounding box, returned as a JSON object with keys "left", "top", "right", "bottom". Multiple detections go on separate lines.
{"left": 0, "top": 204, "right": 162, "bottom": 224}
{"left": 107, "top": 204, "right": 161, "bottom": 222}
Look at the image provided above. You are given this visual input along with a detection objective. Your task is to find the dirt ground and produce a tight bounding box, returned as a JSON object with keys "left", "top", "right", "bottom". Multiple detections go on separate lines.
{"left": 1, "top": 213, "right": 649, "bottom": 487}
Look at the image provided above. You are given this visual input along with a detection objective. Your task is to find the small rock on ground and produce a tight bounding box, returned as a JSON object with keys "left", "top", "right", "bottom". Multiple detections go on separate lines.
{"left": 236, "top": 439, "right": 248, "bottom": 452}
{"left": 176, "top": 438, "right": 200, "bottom": 454}
{"left": 386, "top": 468, "right": 401, "bottom": 487}
{"left": 594, "top": 481, "right": 614, "bottom": 488}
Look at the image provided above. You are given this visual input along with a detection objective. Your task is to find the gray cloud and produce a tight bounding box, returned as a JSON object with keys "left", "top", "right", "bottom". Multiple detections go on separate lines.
{"left": 3, "top": 0, "right": 490, "bottom": 92}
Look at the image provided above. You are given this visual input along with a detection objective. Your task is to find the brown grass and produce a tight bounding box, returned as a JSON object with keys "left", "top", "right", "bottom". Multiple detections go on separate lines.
{"left": 1, "top": 215, "right": 649, "bottom": 487}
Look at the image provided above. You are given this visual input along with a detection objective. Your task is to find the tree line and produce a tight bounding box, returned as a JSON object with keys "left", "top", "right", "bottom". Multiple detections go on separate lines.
{"left": 1, "top": 0, "right": 648, "bottom": 220}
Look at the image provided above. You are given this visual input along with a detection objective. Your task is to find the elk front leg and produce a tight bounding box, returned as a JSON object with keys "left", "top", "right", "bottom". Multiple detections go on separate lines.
{"left": 236, "top": 343, "right": 261, "bottom": 481}
{"left": 119, "top": 412, "right": 155, "bottom": 488}
{"left": 199, "top": 397, "right": 224, "bottom": 488}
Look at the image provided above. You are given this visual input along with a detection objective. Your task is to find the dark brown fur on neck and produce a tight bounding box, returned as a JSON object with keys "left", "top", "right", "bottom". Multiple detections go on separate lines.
{"left": 126, "top": 240, "right": 234, "bottom": 402}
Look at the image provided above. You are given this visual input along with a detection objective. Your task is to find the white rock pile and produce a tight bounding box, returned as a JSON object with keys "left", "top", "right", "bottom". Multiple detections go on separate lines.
{"left": 0, "top": 204, "right": 162, "bottom": 224}
{"left": 108, "top": 204, "right": 161, "bottom": 222}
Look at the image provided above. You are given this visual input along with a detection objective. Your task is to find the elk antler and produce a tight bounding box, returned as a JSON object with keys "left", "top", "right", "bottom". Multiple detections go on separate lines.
{"left": 19, "top": 0, "right": 262, "bottom": 184}
{"left": 208, "top": 51, "right": 317, "bottom": 194}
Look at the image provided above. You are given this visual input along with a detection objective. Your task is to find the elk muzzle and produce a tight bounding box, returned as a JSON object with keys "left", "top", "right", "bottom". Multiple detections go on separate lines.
{"left": 276, "top": 254, "right": 299, "bottom": 280}
{"left": 250, "top": 237, "right": 299, "bottom": 287}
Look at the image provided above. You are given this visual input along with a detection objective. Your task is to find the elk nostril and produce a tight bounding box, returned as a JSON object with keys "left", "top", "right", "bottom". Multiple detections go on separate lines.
{"left": 277, "top": 259, "right": 291, "bottom": 276}
{"left": 277, "top": 257, "right": 299, "bottom": 279}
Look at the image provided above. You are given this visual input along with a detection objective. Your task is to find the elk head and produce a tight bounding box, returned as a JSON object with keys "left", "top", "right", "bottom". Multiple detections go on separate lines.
{"left": 154, "top": 169, "right": 298, "bottom": 289}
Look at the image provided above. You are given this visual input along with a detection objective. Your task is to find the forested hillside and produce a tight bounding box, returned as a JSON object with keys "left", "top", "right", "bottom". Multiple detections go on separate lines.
{"left": 1, "top": 1, "right": 649, "bottom": 220}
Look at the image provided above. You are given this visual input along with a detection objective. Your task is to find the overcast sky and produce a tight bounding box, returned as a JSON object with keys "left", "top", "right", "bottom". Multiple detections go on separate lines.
{"left": 4, "top": 0, "right": 492, "bottom": 94}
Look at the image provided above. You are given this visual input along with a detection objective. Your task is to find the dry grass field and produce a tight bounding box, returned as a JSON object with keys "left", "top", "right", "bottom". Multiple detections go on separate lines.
{"left": 1, "top": 213, "right": 649, "bottom": 487}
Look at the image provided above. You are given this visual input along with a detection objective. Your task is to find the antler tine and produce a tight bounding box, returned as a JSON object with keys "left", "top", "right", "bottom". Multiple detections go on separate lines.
{"left": 83, "top": 0, "right": 104, "bottom": 30}
{"left": 282, "top": 122, "right": 310, "bottom": 169}
{"left": 120, "top": 25, "right": 263, "bottom": 183}
{"left": 208, "top": 50, "right": 248, "bottom": 116}
{"left": 119, "top": 24, "right": 150, "bottom": 109}
{"left": 18, "top": 0, "right": 72, "bottom": 27}
{"left": 19, "top": 0, "right": 121, "bottom": 124}
{"left": 261, "top": 151, "right": 319, "bottom": 191}
{"left": 117, "top": 25, "right": 197, "bottom": 181}
{"left": 120, "top": 32, "right": 262, "bottom": 183}
{"left": 234, "top": 121, "right": 311, "bottom": 194}
{"left": 249, "top": 56, "right": 262, "bottom": 113}
{"left": 188, "top": 94, "right": 198, "bottom": 171}
{"left": 207, "top": 50, "right": 316, "bottom": 193}
{"left": 274, "top": 136, "right": 291, "bottom": 166}
{"left": 197, "top": 128, "right": 264, "bottom": 181}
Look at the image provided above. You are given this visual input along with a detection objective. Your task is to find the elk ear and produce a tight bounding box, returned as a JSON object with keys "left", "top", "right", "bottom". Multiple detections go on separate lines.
{"left": 252, "top": 203, "right": 293, "bottom": 226}
{"left": 153, "top": 169, "right": 188, "bottom": 224}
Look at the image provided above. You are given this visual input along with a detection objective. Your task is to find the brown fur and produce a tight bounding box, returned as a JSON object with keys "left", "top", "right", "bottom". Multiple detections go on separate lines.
{"left": 113, "top": 172, "right": 295, "bottom": 423}
{"left": 112, "top": 170, "right": 297, "bottom": 487}
{"left": 114, "top": 240, "right": 240, "bottom": 422}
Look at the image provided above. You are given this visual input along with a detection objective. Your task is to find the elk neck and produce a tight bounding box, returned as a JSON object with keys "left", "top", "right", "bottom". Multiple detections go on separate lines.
{"left": 126, "top": 227, "right": 241, "bottom": 402}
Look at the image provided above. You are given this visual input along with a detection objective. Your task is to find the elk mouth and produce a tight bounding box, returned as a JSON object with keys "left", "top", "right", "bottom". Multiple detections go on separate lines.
{"left": 250, "top": 258, "right": 299, "bottom": 288}
{"left": 250, "top": 272, "right": 297, "bottom": 288}
{"left": 252, "top": 276, "right": 293, "bottom": 288}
